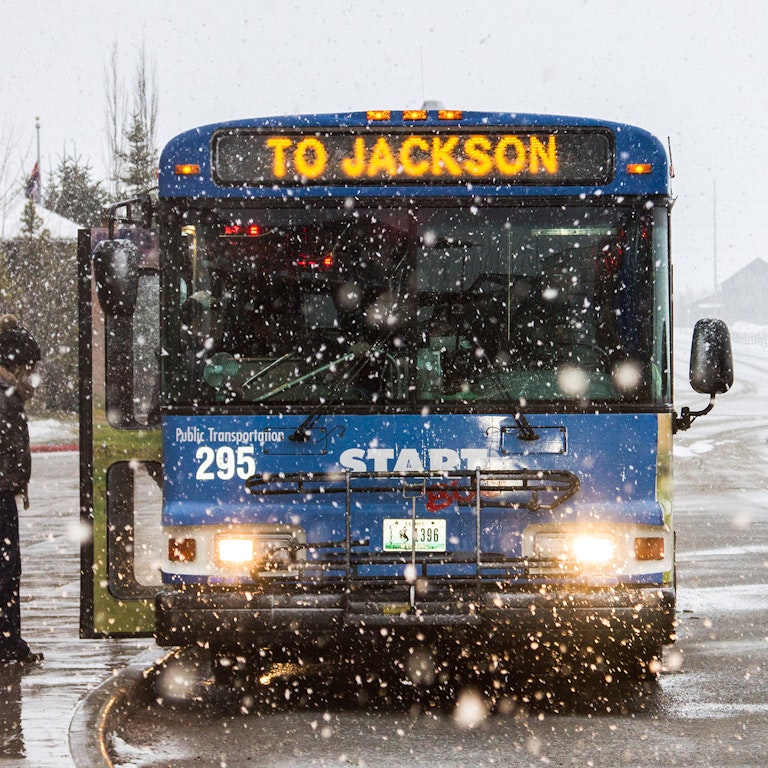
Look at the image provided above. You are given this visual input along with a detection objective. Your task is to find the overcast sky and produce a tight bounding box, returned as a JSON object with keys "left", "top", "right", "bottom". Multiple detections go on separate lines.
{"left": 1, "top": 0, "right": 766, "bottom": 294}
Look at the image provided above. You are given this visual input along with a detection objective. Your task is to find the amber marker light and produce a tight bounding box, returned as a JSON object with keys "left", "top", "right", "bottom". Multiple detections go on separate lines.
{"left": 402, "top": 110, "right": 427, "bottom": 120}
{"left": 175, "top": 163, "right": 201, "bottom": 175}
{"left": 627, "top": 163, "right": 652, "bottom": 175}
{"left": 366, "top": 110, "right": 391, "bottom": 121}
{"left": 438, "top": 109, "right": 463, "bottom": 120}
{"left": 168, "top": 538, "right": 196, "bottom": 562}
{"left": 634, "top": 537, "right": 665, "bottom": 561}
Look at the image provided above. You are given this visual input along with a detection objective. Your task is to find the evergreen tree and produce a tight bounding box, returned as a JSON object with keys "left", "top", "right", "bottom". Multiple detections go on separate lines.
{"left": 18, "top": 198, "right": 45, "bottom": 238}
{"left": 43, "top": 153, "right": 107, "bottom": 227}
{"left": 118, "top": 109, "right": 157, "bottom": 196}
{"left": 107, "top": 40, "right": 159, "bottom": 199}
{"left": 0, "top": 199, "right": 78, "bottom": 412}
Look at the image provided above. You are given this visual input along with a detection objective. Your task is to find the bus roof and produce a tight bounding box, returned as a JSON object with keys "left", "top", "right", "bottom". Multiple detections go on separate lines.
{"left": 158, "top": 110, "right": 670, "bottom": 200}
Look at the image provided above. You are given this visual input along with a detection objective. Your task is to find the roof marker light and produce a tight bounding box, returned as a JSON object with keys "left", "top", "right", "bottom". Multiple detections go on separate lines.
{"left": 366, "top": 110, "right": 391, "bottom": 121}
{"left": 175, "top": 163, "right": 201, "bottom": 175}
{"left": 627, "top": 163, "right": 652, "bottom": 175}
{"left": 402, "top": 110, "right": 427, "bottom": 120}
{"left": 438, "top": 109, "right": 463, "bottom": 120}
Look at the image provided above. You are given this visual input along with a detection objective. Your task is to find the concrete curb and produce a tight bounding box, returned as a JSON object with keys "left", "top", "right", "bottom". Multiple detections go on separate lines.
{"left": 31, "top": 443, "right": 79, "bottom": 453}
{"left": 69, "top": 650, "right": 161, "bottom": 768}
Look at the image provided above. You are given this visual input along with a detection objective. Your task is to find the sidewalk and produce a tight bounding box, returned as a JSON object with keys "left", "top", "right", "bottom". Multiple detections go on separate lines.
{"left": 27, "top": 417, "right": 79, "bottom": 453}
{"left": 1, "top": 421, "right": 153, "bottom": 766}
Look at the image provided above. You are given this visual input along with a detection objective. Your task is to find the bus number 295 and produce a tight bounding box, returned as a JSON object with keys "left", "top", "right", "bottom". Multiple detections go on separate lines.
{"left": 195, "top": 445, "right": 256, "bottom": 480}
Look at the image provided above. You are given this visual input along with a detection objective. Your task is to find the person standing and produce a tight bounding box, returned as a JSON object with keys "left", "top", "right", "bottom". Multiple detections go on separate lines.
{"left": 0, "top": 315, "right": 42, "bottom": 664}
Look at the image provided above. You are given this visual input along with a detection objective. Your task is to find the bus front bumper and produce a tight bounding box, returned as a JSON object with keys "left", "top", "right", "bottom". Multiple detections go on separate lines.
{"left": 154, "top": 585, "right": 676, "bottom": 649}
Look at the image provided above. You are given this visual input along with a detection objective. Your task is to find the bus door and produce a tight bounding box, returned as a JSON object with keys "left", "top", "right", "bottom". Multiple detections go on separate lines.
{"left": 78, "top": 217, "right": 162, "bottom": 638}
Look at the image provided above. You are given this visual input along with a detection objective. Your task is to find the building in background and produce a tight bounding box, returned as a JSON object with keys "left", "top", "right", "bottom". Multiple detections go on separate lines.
{"left": 680, "top": 258, "right": 768, "bottom": 330}
{"left": 0, "top": 197, "right": 79, "bottom": 240}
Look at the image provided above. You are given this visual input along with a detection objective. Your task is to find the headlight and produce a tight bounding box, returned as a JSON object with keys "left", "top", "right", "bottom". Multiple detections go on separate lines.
{"left": 523, "top": 523, "right": 670, "bottom": 578}
{"left": 165, "top": 524, "right": 307, "bottom": 575}
{"left": 571, "top": 534, "right": 615, "bottom": 564}
{"left": 214, "top": 532, "right": 299, "bottom": 569}
{"left": 217, "top": 536, "right": 256, "bottom": 564}
{"left": 532, "top": 531, "right": 616, "bottom": 566}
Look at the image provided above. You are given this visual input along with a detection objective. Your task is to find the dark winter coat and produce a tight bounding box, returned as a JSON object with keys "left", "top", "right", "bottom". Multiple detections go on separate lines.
{"left": 0, "top": 367, "right": 31, "bottom": 494}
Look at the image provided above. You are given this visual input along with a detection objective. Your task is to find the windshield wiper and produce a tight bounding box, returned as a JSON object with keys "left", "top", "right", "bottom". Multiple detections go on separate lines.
{"left": 478, "top": 355, "right": 539, "bottom": 441}
{"left": 252, "top": 350, "right": 355, "bottom": 403}
{"left": 241, "top": 352, "right": 294, "bottom": 389}
{"left": 513, "top": 405, "right": 539, "bottom": 441}
{"left": 289, "top": 338, "right": 389, "bottom": 442}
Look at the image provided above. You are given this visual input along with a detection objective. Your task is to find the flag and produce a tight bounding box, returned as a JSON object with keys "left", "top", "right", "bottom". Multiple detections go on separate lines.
{"left": 25, "top": 162, "right": 40, "bottom": 202}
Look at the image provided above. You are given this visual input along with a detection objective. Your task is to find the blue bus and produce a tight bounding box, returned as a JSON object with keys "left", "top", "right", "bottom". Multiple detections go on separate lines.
{"left": 79, "top": 108, "right": 733, "bottom": 680}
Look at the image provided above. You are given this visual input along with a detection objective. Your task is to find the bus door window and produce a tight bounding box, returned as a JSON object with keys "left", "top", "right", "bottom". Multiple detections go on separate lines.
{"left": 92, "top": 226, "right": 160, "bottom": 428}
{"left": 134, "top": 271, "right": 161, "bottom": 425}
{"left": 566, "top": 212, "right": 652, "bottom": 394}
{"left": 651, "top": 209, "right": 671, "bottom": 400}
{"left": 611, "top": 219, "right": 654, "bottom": 361}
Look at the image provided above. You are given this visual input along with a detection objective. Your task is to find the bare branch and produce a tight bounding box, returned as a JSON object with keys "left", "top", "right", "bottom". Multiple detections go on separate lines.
{"left": 103, "top": 40, "right": 128, "bottom": 199}
{"left": 0, "top": 123, "right": 25, "bottom": 239}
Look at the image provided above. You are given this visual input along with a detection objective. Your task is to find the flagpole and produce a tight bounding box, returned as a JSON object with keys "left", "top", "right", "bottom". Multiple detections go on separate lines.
{"left": 713, "top": 178, "right": 718, "bottom": 294}
{"left": 35, "top": 117, "right": 41, "bottom": 202}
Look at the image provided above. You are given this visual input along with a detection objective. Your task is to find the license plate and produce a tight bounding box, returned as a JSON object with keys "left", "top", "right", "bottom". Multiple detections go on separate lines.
{"left": 383, "top": 519, "right": 446, "bottom": 551}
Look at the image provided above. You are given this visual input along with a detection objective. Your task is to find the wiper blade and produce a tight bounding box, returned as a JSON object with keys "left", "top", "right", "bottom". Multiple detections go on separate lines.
{"left": 253, "top": 350, "right": 355, "bottom": 403}
{"left": 289, "top": 338, "right": 388, "bottom": 442}
{"left": 479, "top": 355, "right": 539, "bottom": 441}
{"left": 202, "top": 351, "right": 297, "bottom": 397}
{"left": 289, "top": 411, "right": 325, "bottom": 443}
{"left": 241, "top": 352, "right": 294, "bottom": 388}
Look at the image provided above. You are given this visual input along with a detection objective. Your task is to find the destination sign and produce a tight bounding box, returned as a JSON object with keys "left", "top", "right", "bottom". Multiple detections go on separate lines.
{"left": 212, "top": 128, "right": 614, "bottom": 186}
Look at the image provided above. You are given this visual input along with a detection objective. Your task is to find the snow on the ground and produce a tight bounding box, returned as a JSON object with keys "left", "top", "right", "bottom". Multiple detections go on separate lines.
{"left": 28, "top": 417, "right": 78, "bottom": 446}
{"left": 673, "top": 441, "right": 715, "bottom": 457}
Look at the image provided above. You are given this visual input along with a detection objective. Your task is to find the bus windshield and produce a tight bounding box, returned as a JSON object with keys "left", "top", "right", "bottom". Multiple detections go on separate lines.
{"left": 165, "top": 200, "right": 670, "bottom": 409}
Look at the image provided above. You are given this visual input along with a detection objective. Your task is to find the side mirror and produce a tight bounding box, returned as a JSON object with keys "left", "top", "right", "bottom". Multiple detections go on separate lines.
{"left": 93, "top": 239, "right": 141, "bottom": 317}
{"left": 689, "top": 318, "right": 734, "bottom": 395}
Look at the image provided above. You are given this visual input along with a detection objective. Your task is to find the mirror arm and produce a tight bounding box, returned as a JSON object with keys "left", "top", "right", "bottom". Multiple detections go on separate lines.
{"left": 104, "top": 192, "right": 156, "bottom": 236}
{"left": 673, "top": 394, "right": 716, "bottom": 433}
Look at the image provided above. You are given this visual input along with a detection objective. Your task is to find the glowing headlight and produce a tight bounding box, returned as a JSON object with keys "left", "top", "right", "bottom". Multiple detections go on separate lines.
{"left": 571, "top": 534, "right": 615, "bottom": 564}
{"left": 217, "top": 537, "right": 255, "bottom": 564}
{"left": 534, "top": 532, "right": 616, "bottom": 565}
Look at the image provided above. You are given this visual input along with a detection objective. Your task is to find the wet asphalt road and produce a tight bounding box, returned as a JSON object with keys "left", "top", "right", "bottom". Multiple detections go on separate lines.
{"left": 108, "top": 338, "right": 768, "bottom": 768}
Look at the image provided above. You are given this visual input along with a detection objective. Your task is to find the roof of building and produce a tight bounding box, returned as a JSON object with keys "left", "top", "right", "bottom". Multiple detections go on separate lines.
{"left": 720, "top": 257, "right": 768, "bottom": 288}
{"left": 0, "top": 196, "right": 80, "bottom": 240}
